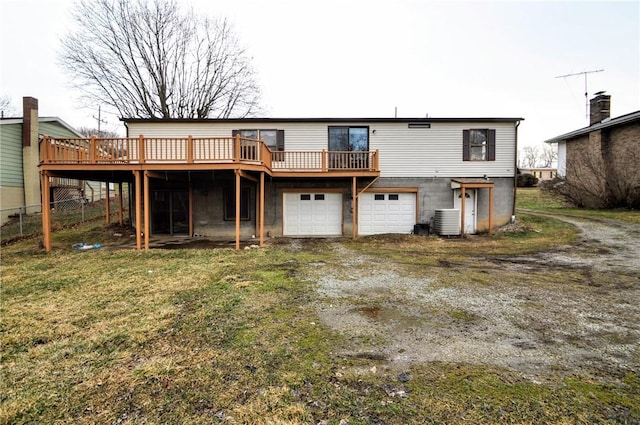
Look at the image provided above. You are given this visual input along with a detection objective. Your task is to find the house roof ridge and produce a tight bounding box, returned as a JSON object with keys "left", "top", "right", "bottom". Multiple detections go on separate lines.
{"left": 0, "top": 116, "right": 83, "bottom": 138}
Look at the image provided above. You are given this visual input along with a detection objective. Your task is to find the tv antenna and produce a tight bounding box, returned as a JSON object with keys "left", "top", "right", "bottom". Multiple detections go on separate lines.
{"left": 555, "top": 69, "right": 604, "bottom": 123}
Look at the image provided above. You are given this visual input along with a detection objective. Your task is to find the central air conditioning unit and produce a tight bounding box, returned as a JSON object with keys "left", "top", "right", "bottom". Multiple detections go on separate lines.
{"left": 434, "top": 209, "right": 460, "bottom": 236}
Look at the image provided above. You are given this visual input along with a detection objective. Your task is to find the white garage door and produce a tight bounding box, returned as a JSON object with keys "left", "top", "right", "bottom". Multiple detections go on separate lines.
{"left": 283, "top": 192, "right": 342, "bottom": 236}
{"left": 359, "top": 192, "right": 416, "bottom": 235}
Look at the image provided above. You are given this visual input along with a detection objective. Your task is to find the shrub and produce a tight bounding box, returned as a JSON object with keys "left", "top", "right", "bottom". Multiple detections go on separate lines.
{"left": 517, "top": 173, "right": 539, "bottom": 187}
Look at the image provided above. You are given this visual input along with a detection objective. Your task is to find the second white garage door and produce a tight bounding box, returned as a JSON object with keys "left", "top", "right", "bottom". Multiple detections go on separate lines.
{"left": 283, "top": 192, "right": 343, "bottom": 236}
{"left": 358, "top": 192, "right": 416, "bottom": 235}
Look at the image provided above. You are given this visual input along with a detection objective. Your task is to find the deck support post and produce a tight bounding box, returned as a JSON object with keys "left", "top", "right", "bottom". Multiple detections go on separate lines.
{"left": 255, "top": 176, "right": 260, "bottom": 240}
{"left": 41, "top": 171, "right": 52, "bottom": 251}
{"left": 460, "top": 187, "right": 466, "bottom": 236}
{"left": 118, "top": 182, "right": 124, "bottom": 225}
{"left": 259, "top": 172, "right": 265, "bottom": 247}
{"left": 144, "top": 171, "right": 150, "bottom": 250}
{"left": 488, "top": 186, "right": 494, "bottom": 234}
{"left": 105, "top": 182, "right": 110, "bottom": 225}
{"left": 189, "top": 182, "right": 194, "bottom": 237}
{"left": 352, "top": 176, "right": 357, "bottom": 240}
{"left": 235, "top": 169, "right": 241, "bottom": 250}
{"left": 134, "top": 171, "right": 142, "bottom": 250}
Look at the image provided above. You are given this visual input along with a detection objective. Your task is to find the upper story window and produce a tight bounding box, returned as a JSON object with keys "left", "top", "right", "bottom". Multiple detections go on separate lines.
{"left": 463, "top": 129, "right": 496, "bottom": 161}
{"left": 233, "top": 129, "right": 285, "bottom": 152}
{"left": 328, "top": 127, "right": 369, "bottom": 152}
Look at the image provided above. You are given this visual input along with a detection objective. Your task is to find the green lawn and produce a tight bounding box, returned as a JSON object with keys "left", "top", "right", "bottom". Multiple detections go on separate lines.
{"left": 1, "top": 217, "right": 638, "bottom": 424}
{"left": 517, "top": 187, "right": 640, "bottom": 224}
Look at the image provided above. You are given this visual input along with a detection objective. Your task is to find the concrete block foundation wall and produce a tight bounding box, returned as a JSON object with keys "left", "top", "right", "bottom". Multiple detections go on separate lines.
{"left": 188, "top": 176, "right": 514, "bottom": 238}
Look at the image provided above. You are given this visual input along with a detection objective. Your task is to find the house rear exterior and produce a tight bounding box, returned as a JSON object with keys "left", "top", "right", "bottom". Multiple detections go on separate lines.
{"left": 38, "top": 116, "right": 523, "bottom": 250}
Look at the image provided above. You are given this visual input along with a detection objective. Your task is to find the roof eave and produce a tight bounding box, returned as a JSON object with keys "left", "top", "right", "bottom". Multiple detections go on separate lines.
{"left": 120, "top": 117, "right": 525, "bottom": 124}
{"left": 545, "top": 110, "right": 640, "bottom": 144}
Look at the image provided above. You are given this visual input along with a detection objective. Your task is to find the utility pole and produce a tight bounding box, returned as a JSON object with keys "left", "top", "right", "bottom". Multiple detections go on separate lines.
{"left": 92, "top": 105, "right": 108, "bottom": 137}
{"left": 555, "top": 69, "right": 604, "bottom": 123}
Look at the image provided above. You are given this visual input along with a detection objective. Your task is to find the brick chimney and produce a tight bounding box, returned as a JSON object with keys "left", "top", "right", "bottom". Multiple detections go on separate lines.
{"left": 22, "top": 96, "right": 38, "bottom": 147}
{"left": 22, "top": 96, "right": 41, "bottom": 211}
{"left": 590, "top": 91, "right": 611, "bottom": 126}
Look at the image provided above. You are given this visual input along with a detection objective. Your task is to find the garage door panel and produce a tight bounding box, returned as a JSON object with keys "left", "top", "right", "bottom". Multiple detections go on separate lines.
{"left": 284, "top": 193, "right": 342, "bottom": 236}
{"left": 359, "top": 192, "right": 416, "bottom": 235}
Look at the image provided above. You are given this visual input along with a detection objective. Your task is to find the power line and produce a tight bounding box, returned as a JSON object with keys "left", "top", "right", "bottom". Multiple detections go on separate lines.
{"left": 555, "top": 69, "right": 604, "bottom": 123}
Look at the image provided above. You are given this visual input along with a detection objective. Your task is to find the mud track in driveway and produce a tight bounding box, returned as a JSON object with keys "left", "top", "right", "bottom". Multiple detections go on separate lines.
{"left": 299, "top": 214, "right": 640, "bottom": 382}
{"left": 494, "top": 212, "right": 640, "bottom": 274}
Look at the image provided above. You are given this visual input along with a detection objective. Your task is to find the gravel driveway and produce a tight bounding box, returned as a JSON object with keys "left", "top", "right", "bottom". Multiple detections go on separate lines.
{"left": 302, "top": 215, "right": 640, "bottom": 382}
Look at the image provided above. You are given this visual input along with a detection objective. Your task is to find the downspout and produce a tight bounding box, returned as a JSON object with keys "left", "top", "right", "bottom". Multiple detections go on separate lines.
{"left": 512, "top": 120, "right": 521, "bottom": 222}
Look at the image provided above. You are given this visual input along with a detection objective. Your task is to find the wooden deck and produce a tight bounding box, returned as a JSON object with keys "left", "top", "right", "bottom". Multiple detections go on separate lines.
{"left": 39, "top": 135, "right": 380, "bottom": 176}
{"left": 38, "top": 135, "right": 381, "bottom": 253}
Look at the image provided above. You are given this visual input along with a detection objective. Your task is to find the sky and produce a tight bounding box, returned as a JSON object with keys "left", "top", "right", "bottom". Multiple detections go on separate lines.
{"left": 1, "top": 0, "right": 639, "bottom": 150}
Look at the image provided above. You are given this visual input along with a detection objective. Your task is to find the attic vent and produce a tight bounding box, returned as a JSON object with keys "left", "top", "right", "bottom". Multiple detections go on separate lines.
{"left": 408, "top": 123, "right": 431, "bottom": 128}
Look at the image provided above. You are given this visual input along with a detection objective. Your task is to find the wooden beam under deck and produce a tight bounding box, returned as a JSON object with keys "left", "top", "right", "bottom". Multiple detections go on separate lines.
{"left": 118, "top": 183, "right": 124, "bottom": 225}
{"left": 489, "top": 186, "right": 494, "bottom": 234}
{"left": 235, "top": 170, "right": 241, "bottom": 250}
{"left": 134, "top": 171, "right": 142, "bottom": 250}
{"left": 189, "top": 183, "right": 194, "bottom": 237}
{"left": 238, "top": 170, "right": 259, "bottom": 183}
{"left": 260, "top": 172, "right": 265, "bottom": 247}
{"left": 460, "top": 187, "right": 467, "bottom": 236}
{"left": 41, "top": 171, "right": 52, "bottom": 251}
{"left": 105, "top": 182, "right": 110, "bottom": 225}
{"left": 352, "top": 177, "right": 358, "bottom": 240}
{"left": 144, "top": 171, "right": 150, "bottom": 250}
{"left": 39, "top": 163, "right": 380, "bottom": 179}
{"left": 271, "top": 170, "right": 379, "bottom": 178}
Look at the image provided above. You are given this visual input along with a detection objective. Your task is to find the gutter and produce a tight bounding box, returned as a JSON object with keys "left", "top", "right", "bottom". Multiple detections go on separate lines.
{"left": 512, "top": 120, "right": 521, "bottom": 221}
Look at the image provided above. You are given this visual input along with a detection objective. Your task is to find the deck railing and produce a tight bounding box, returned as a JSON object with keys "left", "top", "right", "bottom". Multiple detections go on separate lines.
{"left": 271, "top": 150, "right": 379, "bottom": 172}
{"left": 40, "top": 135, "right": 379, "bottom": 173}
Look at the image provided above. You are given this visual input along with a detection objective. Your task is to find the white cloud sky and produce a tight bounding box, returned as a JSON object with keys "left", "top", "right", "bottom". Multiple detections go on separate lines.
{"left": 1, "top": 0, "right": 638, "bottom": 148}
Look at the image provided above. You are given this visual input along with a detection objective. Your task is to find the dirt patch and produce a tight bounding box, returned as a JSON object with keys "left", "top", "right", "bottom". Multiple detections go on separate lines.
{"left": 304, "top": 216, "right": 640, "bottom": 382}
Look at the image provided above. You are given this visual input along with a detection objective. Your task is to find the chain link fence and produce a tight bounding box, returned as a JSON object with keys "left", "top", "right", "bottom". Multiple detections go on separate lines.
{"left": 1, "top": 194, "right": 129, "bottom": 245}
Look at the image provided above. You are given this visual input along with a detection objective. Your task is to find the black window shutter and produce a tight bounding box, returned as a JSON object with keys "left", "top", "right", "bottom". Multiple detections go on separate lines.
{"left": 462, "top": 130, "right": 470, "bottom": 161}
{"left": 487, "top": 129, "right": 496, "bottom": 161}
{"left": 232, "top": 130, "right": 239, "bottom": 137}
{"left": 276, "top": 130, "right": 285, "bottom": 151}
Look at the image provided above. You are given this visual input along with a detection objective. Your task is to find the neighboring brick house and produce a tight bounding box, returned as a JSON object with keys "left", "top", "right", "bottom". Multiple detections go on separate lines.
{"left": 545, "top": 93, "right": 640, "bottom": 208}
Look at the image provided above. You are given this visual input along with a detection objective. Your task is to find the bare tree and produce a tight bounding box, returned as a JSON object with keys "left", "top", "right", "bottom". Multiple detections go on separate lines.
{"left": 518, "top": 146, "right": 540, "bottom": 168}
{"left": 539, "top": 145, "right": 557, "bottom": 168}
{"left": 76, "top": 127, "right": 129, "bottom": 159}
{"left": 0, "top": 95, "right": 16, "bottom": 118}
{"left": 60, "top": 0, "right": 261, "bottom": 119}
{"left": 76, "top": 127, "right": 120, "bottom": 138}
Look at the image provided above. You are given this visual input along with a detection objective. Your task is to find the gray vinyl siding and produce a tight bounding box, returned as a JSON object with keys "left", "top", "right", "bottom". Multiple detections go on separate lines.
{"left": 0, "top": 123, "right": 24, "bottom": 187}
{"left": 127, "top": 121, "right": 517, "bottom": 178}
{"left": 39, "top": 122, "right": 82, "bottom": 139}
{"left": 369, "top": 122, "right": 516, "bottom": 178}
